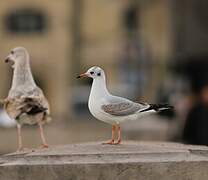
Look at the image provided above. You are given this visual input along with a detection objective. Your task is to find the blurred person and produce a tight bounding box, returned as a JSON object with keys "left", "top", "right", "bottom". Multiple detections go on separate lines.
{"left": 179, "top": 56, "right": 208, "bottom": 145}
{"left": 183, "top": 85, "right": 208, "bottom": 145}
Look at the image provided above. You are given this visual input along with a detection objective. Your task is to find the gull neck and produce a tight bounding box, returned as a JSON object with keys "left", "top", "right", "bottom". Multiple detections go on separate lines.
{"left": 90, "top": 76, "right": 110, "bottom": 99}
{"left": 11, "top": 56, "right": 36, "bottom": 91}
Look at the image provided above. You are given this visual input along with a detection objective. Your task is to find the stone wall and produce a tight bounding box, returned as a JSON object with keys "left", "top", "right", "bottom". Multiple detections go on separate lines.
{"left": 0, "top": 141, "right": 208, "bottom": 180}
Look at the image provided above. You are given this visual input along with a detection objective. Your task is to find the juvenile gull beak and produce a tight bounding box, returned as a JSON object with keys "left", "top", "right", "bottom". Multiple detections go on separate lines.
{"left": 5, "top": 57, "right": 10, "bottom": 63}
{"left": 4, "top": 53, "right": 13, "bottom": 63}
{"left": 4, "top": 55, "right": 15, "bottom": 68}
{"left": 77, "top": 73, "right": 88, "bottom": 79}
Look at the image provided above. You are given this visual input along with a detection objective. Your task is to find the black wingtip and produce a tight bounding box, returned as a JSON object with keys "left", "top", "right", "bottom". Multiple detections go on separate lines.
{"left": 152, "top": 104, "right": 174, "bottom": 112}
{"left": 140, "top": 104, "right": 174, "bottom": 113}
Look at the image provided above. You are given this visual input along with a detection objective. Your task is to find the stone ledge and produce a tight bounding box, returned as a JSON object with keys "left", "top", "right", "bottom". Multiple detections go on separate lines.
{"left": 0, "top": 141, "right": 208, "bottom": 180}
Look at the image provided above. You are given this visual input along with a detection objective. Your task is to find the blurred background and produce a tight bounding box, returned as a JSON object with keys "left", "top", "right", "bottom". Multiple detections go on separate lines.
{"left": 0, "top": 0, "right": 208, "bottom": 153}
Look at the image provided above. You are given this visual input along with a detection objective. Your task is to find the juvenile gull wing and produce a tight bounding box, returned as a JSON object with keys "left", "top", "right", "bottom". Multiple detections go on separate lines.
{"left": 4, "top": 98, "right": 21, "bottom": 119}
{"left": 24, "top": 87, "right": 50, "bottom": 114}
{"left": 101, "top": 101, "right": 149, "bottom": 116}
{"left": 5, "top": 87, "right": 50, "bottom": 120}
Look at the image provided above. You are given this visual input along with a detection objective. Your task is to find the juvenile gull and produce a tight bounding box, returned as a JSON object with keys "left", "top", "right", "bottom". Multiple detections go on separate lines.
{"left": 3, "top": 47, "right": 51, "bottom": 151}
{"left": 77, "top": 66, "right": 173, "bottom": 145}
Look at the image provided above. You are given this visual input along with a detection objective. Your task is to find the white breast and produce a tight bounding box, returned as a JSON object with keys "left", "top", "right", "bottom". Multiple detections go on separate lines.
{"left": 88, "top": 90, "right": 112, "bottom": 124}
{"left": 88, "top": 95, "right": 98, "bottom": 118}
{"left": 88, "top": 77, "right": 129, "bottom": 125}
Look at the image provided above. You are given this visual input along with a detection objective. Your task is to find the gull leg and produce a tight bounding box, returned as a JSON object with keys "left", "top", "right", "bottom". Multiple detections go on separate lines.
{"left": 114, "top": 125, "right": 122, "bottom": 145}
{"left": 17, "top": 124, "right": 23, "bottom": 151}
{"left": 102, "top": 125, "right": 116, "bottom": 145}
{"left": 38, "top": 122, "right": 49, "bottom": 148}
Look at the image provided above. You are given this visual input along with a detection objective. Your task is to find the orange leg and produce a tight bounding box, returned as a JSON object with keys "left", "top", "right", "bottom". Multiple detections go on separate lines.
{"left": 114, "top": 125, "right": 122, "bottom": 145}
{"left": 16, "top": 124, "right": 23, "bottom": 151}
{"left": 102, "top": 125, "right": 116, "bottom": 145}
{"left": 38, "top": 122, "right": 49, "bottom": 148}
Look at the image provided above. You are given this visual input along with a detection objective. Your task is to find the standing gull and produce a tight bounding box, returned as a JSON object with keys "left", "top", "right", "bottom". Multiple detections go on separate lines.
{"left": 3, "top": 47, "right": 51, "bottom": 151}
{"left": 77, "top": 66, "right": 173, "bottom": 145}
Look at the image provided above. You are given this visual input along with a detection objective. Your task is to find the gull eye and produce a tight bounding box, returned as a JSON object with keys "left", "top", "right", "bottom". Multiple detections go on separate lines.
{"left": 90, "top": 71, "right": 94, "bottom": 75}
{"left": 97, "top": 72, "right": 101, "bottom": 76}
{"left": 11, "top": 51, "right": 14, "bottom": 54}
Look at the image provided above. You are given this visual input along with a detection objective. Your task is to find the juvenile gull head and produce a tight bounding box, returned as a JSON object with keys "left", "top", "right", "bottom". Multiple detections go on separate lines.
{"left": 5, "top": 47, "right": 29, "bottom": 69}
{"left": 5, "top": 47, "right": 36, "bottom": 92}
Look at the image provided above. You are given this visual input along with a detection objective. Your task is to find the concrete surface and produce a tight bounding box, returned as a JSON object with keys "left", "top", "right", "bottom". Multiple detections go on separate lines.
{"left": 0, "top": 141, "right": 208, "bottom": 180}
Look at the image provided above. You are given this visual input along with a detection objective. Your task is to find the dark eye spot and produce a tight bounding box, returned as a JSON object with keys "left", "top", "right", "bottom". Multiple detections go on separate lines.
{"left": 97, "top": 72, "right": 101, "bottom": 76}
{"left": 11, "top": 51, "right": 14, "bottom": 54}
{"left": 90, "top": 71, "right": 94, "bottom": 75}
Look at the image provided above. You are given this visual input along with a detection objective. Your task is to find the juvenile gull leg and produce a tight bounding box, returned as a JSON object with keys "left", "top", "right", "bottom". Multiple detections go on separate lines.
{"left": 17, "top": 124, "right": 23, "bottom": 151}
{"left": 38, "top": 122, "right": 49, "bottom": 148}
{"left": 102, "top": 125, "right": 116, "bottom": 145}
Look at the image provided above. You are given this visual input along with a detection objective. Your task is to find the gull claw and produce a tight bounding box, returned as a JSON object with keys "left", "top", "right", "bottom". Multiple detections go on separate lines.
{"left": 102, "top": 140, "right": 115, "bottom": 145}
{"left": 39, "top": 144, "right": 49, "bottom": 149}
{"left": 16, "top": 148, "right": 23, "bottom": 152}
{"left": 16, "top": 147, "right": 30, "bottom": 152}
{"left": 113, "top": 140, "right": 122, "bottom": 145}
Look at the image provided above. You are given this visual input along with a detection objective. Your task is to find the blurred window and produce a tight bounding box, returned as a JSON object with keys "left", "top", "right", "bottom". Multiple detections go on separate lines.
{"left": 4, "top": 8, "right": 47, "bottom": 34}
{"left": 123, "top": 6, "right": 138, "bottom": 32}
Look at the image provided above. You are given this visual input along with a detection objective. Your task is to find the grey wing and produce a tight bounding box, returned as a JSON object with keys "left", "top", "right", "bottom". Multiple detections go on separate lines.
{"left": 101, "top": 97, "right": 150, "bottom": 116}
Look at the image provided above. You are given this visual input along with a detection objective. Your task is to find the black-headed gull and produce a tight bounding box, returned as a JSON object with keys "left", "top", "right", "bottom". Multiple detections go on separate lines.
{"left": 2, "top": 47, "right": 51, "bottom": 151}
{"left": 77, "top": 66, "right": 173, "bottom": 145}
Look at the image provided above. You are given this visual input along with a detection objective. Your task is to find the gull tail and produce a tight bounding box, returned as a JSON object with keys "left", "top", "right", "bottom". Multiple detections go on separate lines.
{"left": 140, "top": 104, "right": 174, "bottom": 113}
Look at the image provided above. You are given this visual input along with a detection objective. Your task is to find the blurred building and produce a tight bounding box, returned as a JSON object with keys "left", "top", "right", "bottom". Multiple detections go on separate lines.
{"left": 4, "top": 0, "right": 207, "bottom": 118}
{"left": 0, "top": 0, "right": 173, "bottom": 118}
{"left": 172, "top": 0, "right": 208, "bottom": 56}
{"left": 1, "top": 0, "right": 207, "bottom": 117}
{"left": 1, "top": 0, "right": 208, "bottom": 152}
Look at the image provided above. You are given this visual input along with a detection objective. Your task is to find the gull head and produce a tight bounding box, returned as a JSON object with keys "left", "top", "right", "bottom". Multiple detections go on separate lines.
{"left": 5, "top": 47, "right": 28, "bottom": 68}
{"left": 77, "top": 66, "right": 105, "bottom": 80}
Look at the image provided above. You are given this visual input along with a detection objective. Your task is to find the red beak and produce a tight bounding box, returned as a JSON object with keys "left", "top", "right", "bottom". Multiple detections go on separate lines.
{"left": 77, "top": 73, "right": 88, "bottom": 79}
